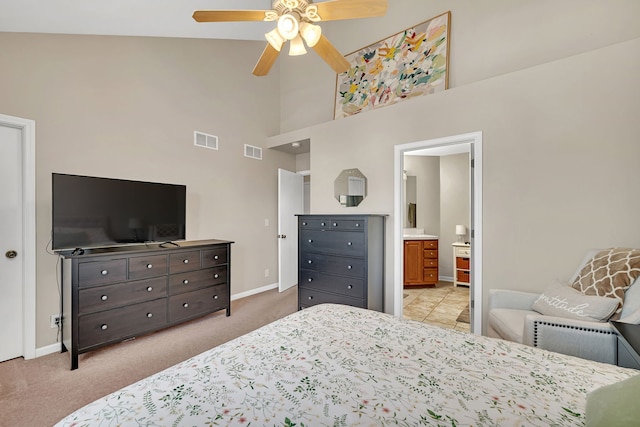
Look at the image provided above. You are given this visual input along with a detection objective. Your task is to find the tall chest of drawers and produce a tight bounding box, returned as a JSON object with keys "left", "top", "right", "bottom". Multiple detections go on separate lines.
{"left": 297, "top": 215, "right": 385, "bottom": 312}
{"left": 60, "top": 239, "right": 233, "bottom": 370}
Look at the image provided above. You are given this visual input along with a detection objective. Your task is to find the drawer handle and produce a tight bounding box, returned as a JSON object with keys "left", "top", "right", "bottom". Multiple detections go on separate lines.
{"left": 347, "top": 242, "right": 352, "bottom": 246}
{"left": 347, "top": 285, "right": 353, "bottom": 289}
{"left": 302, "top": 222, "right": 307, "bottom": 226}
{"left": 183, "top": 259, "right": 189, "bottom": 264}
{"left": 308, "top": 260, "right": 313, "bottom": 264}
{"left": 146, "top": 286, "right": 153, "bottom": 292}
{"left": 307, "top": 278, "right": 313, "bottom": 282}
{"left": 183, "top": 303, "right": 189, "bottom": 308}
{"left": 320, "top": 222, "right": 326, "bottom": 226}
{"left": 101, "top": 295, "right": 108, "bottom": 301}
{"left": 146, "top": 313, "right": 153, "bottom": 318}
{"left": 308, "top": 296, "right": 313, "bottom": 300}
{"left": 101, "top": 324, "right": 108, "bottom": 330}
{"left": 347, "top": 265, "right": 352, "bottom": 270}
{"left": 308, "top": 239, "right": 313, "bottom": 243}
{"left": 146, "top": 264, "right": 153, "bottom": 269}
{"left": 333, "top": 222, "right": 337, "bottom": 226}
{"left": 213, "top": 295, "right": 219, "bottom": 300}
{"left": 214, "top": 274, "right": 219, "bottom": 279}
{"left": 183, "top": 279, "right": 189, "bottom": 285}
{"left": 355, "top": 223, "right": 360, "bottom": 227}
{"left": 214, "top": 255, "right": 219, "bottom": 260}
{"left": 101, "top": 269, "right": 108, "bottom": 276}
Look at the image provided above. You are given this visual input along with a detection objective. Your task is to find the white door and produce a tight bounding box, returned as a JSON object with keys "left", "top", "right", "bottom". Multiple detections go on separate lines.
{"left": 278, "top": 169, "right": 303, "bottom": 292}
{"left": 0, "top": 124, "right": 24, "bottom": 361}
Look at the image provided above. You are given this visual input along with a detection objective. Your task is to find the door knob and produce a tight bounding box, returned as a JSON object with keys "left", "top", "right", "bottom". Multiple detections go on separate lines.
{"left": 5, "top": 250, "right": 17, "bottom": 259}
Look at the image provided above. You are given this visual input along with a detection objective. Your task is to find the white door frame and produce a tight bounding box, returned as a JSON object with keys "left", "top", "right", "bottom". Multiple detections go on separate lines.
{"left": 394, "top": 131, "right": 483, "bottom": 333}
{"left": 0, "top": 114, "right": 36, "bottom": 359}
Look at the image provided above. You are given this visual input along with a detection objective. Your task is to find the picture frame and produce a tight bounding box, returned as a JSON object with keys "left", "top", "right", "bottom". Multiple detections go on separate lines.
{"left": 334, "top": 11, "right": 451, "bottom": 120}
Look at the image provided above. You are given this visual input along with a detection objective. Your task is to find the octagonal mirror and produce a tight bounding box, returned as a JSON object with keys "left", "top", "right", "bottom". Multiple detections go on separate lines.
{"left": 334, "top": 168, "right": 367, "bottom": 207}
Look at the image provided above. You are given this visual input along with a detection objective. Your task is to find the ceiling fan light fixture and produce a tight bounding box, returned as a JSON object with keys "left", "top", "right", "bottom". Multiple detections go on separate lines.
{"left": 277, "top": 14, "right": 299, "bottom": 40}
{"left": 289, "top": 35, "right": 307, "bottom": 56}
{"left": 265, "top": 28, "right": 284, "bottom": 51}
{"left": 299, "top": 22, "right": 321, "bottom": 47}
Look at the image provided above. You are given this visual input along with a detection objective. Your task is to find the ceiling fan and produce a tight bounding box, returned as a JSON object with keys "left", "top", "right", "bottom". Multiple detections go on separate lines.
{"left": 193, "top": 0, "right": 388, "bottom": 76}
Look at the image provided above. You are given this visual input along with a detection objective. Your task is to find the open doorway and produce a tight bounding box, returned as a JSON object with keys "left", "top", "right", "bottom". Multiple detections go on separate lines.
{"left": 402, "top": 147, "right": 471, "bottom": 332}
{"left": 394, "top": 131, "right": 483, "bottom": 334}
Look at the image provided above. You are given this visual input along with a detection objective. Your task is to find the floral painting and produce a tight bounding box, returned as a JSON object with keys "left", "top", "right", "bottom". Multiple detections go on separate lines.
{"left": 334, "top": 11, "right": 450, "bottom": 119}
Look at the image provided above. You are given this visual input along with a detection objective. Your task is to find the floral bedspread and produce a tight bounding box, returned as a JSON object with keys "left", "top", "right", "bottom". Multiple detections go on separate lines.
{"left": 54, "top": 304, "right": 636, "bottom": 426}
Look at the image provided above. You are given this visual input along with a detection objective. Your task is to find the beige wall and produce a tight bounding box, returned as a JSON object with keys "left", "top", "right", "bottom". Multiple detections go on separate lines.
{"left": 278, "top": 0, "right": 640, "bottom": 132}
{"left": 403, "top": 156, "right": 440, "bottom": 234}
{"left": 3, "top": 1, "right": 640, "bottom": 350}
{"left": 270, "top": 1, "right": 640, "bottom": 331}
{"left": 270, "top": 37, "right": 640, "bottom": 330}
{"left": 0, "top": 33, "right": 295, "bottom": 348}
{"left": 440, "top": 153, "right": 470, "bottom": 276}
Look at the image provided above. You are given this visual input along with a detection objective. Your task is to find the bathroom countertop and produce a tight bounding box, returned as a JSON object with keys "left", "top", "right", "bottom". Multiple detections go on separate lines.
{"left": 403, "top": 234, "right": 438, "bottom": 240}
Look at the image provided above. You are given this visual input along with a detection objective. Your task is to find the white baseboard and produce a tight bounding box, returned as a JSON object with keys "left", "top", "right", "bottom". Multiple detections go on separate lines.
{"left": 440, "top": 276, "right": 454, "bottom": 282}
{"left": 35, "top": 342, "right": 62, "bottom": 358}
{"left": 231, "top": 282, "right": 279, "bottom": 301}
{"left": 32, "top": 282, "right": 281, "bottom": 359}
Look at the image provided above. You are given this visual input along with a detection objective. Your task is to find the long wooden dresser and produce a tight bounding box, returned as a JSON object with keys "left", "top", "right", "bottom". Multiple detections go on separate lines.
{"left": 59, "top": 239, "right": 233, "bottom": 369}
{"left": 297, "top": 214, "right": 385, "bottom": 312}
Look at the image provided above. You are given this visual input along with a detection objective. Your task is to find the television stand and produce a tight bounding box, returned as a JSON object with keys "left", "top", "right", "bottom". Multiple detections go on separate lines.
{"left": 59, "top": 239, "right": 233, "bottom": 370}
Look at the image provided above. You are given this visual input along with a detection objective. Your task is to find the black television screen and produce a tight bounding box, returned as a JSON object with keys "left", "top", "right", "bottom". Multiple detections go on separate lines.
{"left": 52, "top": 173, "right": 186, "bottom": 250}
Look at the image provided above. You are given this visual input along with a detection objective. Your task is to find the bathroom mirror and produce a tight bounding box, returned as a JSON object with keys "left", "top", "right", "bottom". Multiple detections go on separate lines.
{"left": 334, "top": 168, "right": 367, "bottom": 207}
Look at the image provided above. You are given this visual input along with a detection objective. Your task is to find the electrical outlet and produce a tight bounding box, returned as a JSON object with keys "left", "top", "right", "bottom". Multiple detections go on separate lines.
{"left": 264, "top": 268, "right": 270, "bottom": 277}
{"left": 50, "top": 314, "right": 62, "bottom": 328}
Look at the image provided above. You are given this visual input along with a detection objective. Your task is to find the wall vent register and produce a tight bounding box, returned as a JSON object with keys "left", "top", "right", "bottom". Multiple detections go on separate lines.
{"left": 194, "top": 131, "right": 218, "bottom": 150}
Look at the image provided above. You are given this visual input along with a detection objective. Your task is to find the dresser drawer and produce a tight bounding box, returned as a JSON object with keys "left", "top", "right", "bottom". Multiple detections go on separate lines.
{"left": 423, "top": 268, "right": 438, "bottom": 284}
{"left": 328, "top": 218, "right": 365, "bottom": 231}
{"left": 299, "top": 218, "right": 330, "bottom": 229}
{"left": 202, "top": 247, "right": 227, "bottom": 268}
{"left": 423, "top": 249, "right": 438, "bottom": 259}
{"left": 78, "top": 276, "right": 168, "bottom": 315}
{"left": 129, "top": 254, "right": 168, "bottom": 279}
{"left": 78, "top": 299, "right": 167, "bottom": 350}
{"left": 299, "top": 270, "right": 365, "bottom": 298}
{"left": 300, "top": 230, "right": 365, "bottom": 256}
{"left": 298, "top": 287, "right": 364, "bottom": 309}
{"left": 423, "top": 258, "right": 438, "bottom": 268}
{"left": 300, "top": 253, "right": 365, "bottom": 278}
{"left": 169, "top": 266, "right": 227, "bottom": 295}
{"left": 455, "top": 246, "right": 471, "bottom": 257}
{"left": 168, "top": 285, "right": 229, "bottom": 323}
{"left": 170, "top": 251, "right": 201, "bottom": 273}
{"left": 78, "top": 259, "right": 127, "bottom": 287}
{"left": 423, "top": 240, "right": 438, "bottom": 249}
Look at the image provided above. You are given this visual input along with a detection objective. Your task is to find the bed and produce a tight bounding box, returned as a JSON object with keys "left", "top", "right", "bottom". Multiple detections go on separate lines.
{"left": 54, "top": 303, "right": 637, "bottom": 426}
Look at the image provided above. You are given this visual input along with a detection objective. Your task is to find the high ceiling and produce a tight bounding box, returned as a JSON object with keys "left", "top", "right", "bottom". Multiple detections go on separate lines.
{"left": 0, "top": 0, "right": 276, "bottom": 41}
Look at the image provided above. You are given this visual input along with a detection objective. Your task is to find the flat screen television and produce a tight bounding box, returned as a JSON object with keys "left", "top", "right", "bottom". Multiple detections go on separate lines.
{"left": 52, "top": 173, "right": 186, "bottom": 251}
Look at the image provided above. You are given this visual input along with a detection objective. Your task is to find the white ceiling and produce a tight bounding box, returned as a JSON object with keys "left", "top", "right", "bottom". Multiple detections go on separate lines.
{"left": 0, "top": 0, "right": 277, "bottom": 41}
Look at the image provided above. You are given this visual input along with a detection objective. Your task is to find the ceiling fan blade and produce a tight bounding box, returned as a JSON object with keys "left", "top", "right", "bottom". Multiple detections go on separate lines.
{"left": 252, "top": 44, "right": 281, "bottom": 76}
{"left": 315, "top": 0, "right": 388, "bottom": 21}
{"left": 192, "top": 10, "right": 270, "bottom": 23}
{"left": 312, "top": 34, "right": 350, "bottom": 74}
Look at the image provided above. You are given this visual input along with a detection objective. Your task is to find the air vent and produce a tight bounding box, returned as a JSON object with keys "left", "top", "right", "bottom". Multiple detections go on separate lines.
{"left": 194, "top": 131, "right": 218, "bottom": 150}
{"left": 244, "top": 144, "right": 262, "bottom": 160}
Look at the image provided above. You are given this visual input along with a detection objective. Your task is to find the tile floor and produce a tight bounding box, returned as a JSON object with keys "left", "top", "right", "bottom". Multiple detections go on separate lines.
{"left": 403, "top": 280, "right": 471, "bottom": 332}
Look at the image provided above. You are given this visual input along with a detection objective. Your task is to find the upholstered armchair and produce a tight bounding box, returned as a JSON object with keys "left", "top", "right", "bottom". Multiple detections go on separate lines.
{"left": 488, "top": 249, "right": 640, "bottom": 364}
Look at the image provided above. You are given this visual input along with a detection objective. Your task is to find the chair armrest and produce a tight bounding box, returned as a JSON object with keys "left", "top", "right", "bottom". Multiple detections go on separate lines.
{"left": 522, "top": 313, "right": 618, "bottom": 364}
{"left": 619, "top": 307, "right": 640, "bottom": 324}
{"left": 488, "top": 289, "right": 540, "bottom": 311}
